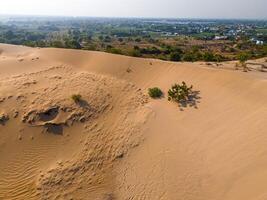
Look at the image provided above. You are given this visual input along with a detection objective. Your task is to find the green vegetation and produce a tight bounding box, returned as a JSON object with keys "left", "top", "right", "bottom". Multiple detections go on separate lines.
{"left": 192, "top": 32, "right": 215, "bottom": 40}
{"left": 148, "top": 87, "right": 163, "bottom": 99}
{"left": 71, "top": 94, "right": 82, "bottom": 103}
{"left": 203, "top": 52, "right": 224, "bottom": 62}
{"left": 238, "top": 52, "right": 249, "bottom": 63}
{"left": 129, "top": 48, "right": 142, "bottom": 57}
{"left": 183, "top": 52, "right": 198, "bottom": 62}
{"left": 170, "top": 52, "right": 182, "bottom": 61}
{"left": 106, "top": 47, "right": 123, "bottom": 55}
{"left": 256, "top": 28, "right": 267, "bottom": 34}
{"left": 237, "top": 52, "right": 250, "bottom": 72}
{"left": 168, "top": 82, "right": 193, "bottom": 102}
{"left": 0, "top": 17, "right": 266, "bottom": 62}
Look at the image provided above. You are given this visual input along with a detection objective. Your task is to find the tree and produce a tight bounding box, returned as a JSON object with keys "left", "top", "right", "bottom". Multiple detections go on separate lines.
{"left": 65, "top": 39, "right": 82, "bottom": 49}
{"left": 51, "top": 40, "right": 64, "bottom": 48}
{"left": 4, "top": 30, "right": 14, "bottom": 40}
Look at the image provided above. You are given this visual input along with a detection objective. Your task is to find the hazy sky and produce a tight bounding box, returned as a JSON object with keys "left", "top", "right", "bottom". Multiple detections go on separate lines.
{"left": 0, "top": 0, "right": 266, "bottom": 19}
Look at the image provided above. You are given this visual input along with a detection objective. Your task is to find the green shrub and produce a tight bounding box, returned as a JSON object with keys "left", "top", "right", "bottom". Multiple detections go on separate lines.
{"left": 106, "top": 47, "right": 122, "bottom": 55}
{"left": 168, "top": 82, "right": 193, "bottom": 102}
{"left": 71, "top": 94, "right": 82, "bottom": 103}
{"left": 237, "top": 53, "right": 250, "bottom": 72}
{"left": 202, "top": 51, "right": 216, "bottom": 62}
{"left": 183, "top": 52, "right": 197, "bottom": 62}
{"left": 237, "top": 52, "right": 249, "bottom": 63}
{"left": 170, "top": 52, "right": 182, "bottom": 61}
{"left": 148, "top": 87, "right": 163, "bottom": 98}
{"left": 129, "top": 49, "right": 141, "bottom": 57}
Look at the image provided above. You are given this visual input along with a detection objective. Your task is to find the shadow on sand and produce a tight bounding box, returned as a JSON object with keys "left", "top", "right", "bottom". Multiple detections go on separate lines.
{"left": 76, "top": 99, "right": 90, "bottom": 109}
{"left": 177, "top": 90, "right": 201, "bottom": 111}
{"left": 44, "top": 123, "right": 64, "bottom": 135}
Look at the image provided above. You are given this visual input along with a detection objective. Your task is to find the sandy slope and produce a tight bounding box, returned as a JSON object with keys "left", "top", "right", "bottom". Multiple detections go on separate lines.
{"left": 0, "top": 44, "right": 267, "bottom": 200}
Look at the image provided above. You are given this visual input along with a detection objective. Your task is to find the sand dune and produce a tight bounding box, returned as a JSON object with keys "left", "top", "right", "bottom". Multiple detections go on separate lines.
{"left": 0, "top": 44, "right": 267, "bottom": 200}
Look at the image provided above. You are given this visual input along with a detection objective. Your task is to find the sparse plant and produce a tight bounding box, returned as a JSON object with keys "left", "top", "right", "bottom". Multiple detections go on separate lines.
{"left": 148, "top": 87, "right": 163, "bottom": 98}
{"left": 168, "top": 82, "right": 193, "bottom": 102}
{"left": 237, "top": 53, "right": 249, "bottom": 72}
{"left": 126, "top": 67, "right": 132, "bottom": 73}
{"left": 234, "top": 62, "right": 239, "bottom": 70}
{"left": 71, "top": 94, "right": 82, "bottom": 103}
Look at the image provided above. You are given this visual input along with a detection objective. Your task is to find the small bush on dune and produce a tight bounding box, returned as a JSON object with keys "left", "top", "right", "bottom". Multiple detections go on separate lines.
{"left": 71, "top": 94, "right": 82, "bottom": 103}
{"left": 237, "top": 52, "right": 249, "bottom": 64}
{"left": 148, "top": 87, "right": 163, "bottom": 98}
{"left": 168, "top": 82, "right": 193, "bottom": 102}
{"left": 237, "top": 53, "right": 249, "bottom": 72}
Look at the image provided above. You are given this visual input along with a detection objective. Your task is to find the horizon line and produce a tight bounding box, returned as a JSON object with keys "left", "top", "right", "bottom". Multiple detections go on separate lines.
{"left": 0, "top": 13, "right": 267, "bottom": 21}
